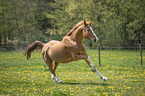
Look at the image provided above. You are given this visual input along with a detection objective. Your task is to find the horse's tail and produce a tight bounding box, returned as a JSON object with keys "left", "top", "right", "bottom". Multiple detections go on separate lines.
{"left": 24, "top": 41, "right": 45, "bottom": 59}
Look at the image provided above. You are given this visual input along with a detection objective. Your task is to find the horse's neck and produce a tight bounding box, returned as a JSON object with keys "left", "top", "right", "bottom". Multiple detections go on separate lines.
{"left": 70, "top": 26, "right": 83, "bottom": 44}
{"left": 65, "top": 21, "right": 84, "bottom": 37}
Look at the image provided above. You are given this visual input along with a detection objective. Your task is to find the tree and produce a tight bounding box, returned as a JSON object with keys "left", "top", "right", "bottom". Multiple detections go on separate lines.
{"left": 0, "top": 0, "right": 144, "bottom": 48}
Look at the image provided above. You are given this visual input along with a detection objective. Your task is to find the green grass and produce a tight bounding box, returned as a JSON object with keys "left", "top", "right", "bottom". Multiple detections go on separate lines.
{"left": 0, "top": 50, "right": 145, "bottom": 96}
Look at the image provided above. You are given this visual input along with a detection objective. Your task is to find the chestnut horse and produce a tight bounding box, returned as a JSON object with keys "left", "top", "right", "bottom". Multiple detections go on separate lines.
{"left": 24, "top": 21, "right": 108, "bottom": 83}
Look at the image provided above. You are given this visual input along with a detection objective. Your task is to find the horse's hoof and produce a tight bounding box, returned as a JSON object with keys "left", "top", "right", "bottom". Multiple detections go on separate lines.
{"left": 52, "top": 77, "right": 56, "bottom": 81}
{"left": 103, "top": 77, "right": 108, "bottom": 82}
{"left": 58, "top": 80, "right": 63, "bottom": 83}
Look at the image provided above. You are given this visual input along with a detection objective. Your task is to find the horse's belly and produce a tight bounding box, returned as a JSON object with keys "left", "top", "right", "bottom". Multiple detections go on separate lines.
{"left": 48, "top": 44, "right": 73, "bottom": 63}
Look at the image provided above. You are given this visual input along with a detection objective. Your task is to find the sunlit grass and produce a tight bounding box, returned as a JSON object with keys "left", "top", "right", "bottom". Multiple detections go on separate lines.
{"left": 0, "top": 50, "right": 145, "bottom": 95}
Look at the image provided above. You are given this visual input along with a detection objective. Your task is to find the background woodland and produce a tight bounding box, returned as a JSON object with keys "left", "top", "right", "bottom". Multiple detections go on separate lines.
{"left": 0, "top": 0, "right": 145, "bottom": 48}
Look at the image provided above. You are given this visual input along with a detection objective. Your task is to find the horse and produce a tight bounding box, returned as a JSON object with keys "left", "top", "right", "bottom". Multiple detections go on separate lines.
{"left": 24, "top": 20, "right": 108, "bottom": 83}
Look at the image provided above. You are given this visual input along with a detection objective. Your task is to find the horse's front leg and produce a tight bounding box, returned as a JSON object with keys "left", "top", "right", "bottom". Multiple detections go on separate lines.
{"left": 75, "top": 55, "right": 108, "bottom": 81}
{"left": 86, "top": 56, "right": 108, "bottom": 81}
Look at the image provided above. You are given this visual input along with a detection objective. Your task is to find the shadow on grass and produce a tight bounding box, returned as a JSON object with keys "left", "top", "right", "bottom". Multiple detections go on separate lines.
{"left": 60, "top": 82, "right": 109, "bottom": 86}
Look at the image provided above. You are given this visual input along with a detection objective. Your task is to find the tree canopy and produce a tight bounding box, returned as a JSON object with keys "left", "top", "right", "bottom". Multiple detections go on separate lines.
{"left": 0, "top": 0, "right": 144, "bottom": 47}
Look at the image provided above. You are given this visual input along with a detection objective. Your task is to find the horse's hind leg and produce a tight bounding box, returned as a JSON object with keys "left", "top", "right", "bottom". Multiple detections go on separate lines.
{"left": 43, "top": 55, "right": 62, "bottom": 83}
{"left": 51, "top": 62, "right": 62, "bottom": 83}
{"left": 53, "top": 62, "right": 59, "bottom": 72}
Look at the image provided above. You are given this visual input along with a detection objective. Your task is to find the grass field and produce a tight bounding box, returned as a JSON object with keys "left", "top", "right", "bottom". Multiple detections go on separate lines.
{"left": 0, "top": 50, "right": 145, "bottom": 96}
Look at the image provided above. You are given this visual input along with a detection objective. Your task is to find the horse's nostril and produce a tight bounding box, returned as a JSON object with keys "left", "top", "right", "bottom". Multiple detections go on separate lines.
{"left": 94, "top": 39, "right": 96, "bottom": 42}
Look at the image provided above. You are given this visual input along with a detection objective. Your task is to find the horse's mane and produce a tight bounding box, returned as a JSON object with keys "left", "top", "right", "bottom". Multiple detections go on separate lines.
{"left": 66, "top": 21, "right": 84, "bottom": 36}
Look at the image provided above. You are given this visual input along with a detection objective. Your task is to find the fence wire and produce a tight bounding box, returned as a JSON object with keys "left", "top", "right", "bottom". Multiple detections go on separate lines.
{"left": 0, "top": 38, "right": 145, "bottom": 51}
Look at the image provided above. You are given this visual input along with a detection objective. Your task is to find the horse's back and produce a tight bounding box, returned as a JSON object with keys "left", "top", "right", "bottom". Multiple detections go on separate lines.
{"left": 42, "top": 40, "right": 62, "bottom": 57}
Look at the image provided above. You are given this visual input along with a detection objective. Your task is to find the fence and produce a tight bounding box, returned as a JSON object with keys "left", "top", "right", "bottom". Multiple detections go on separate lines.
{"left": 90, "top": 39, "right": 145, "bottom": 50}
{"left": 0, "top": 39, "right": 144, "bottom": 65}
{"left": 97, "top": 43, "right": 143, "bottom": 66}
{"left": 0, "top": 39, "right": 145, "bottom": 51}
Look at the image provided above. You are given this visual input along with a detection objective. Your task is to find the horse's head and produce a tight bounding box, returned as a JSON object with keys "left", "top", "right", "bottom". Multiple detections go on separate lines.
{"left": 82, "top": 21, "right": 98, "bottom": 43}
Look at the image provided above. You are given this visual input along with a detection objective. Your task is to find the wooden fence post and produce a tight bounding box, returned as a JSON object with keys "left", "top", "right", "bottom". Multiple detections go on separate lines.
{"left": 98, "top": 44, "right": 101, "bottom": 66}
{"left": 139, "top": 44, "right": 143, "bottom": 65}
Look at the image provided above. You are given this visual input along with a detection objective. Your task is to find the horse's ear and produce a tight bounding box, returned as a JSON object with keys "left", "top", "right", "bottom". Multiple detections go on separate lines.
{"left": 83, "top": 20, "right": 87, "bottom": 27}
{"left": 88, "top": 21, "right": 92, "bottom": 26}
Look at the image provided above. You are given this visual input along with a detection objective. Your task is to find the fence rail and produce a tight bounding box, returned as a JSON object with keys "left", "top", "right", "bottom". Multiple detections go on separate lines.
{"left": 0, "top": 45, "right": 145, "bottom": 52}
{"left": 0, "top": 38, "right": 145, "bottom": 51}
{"left": 0, "top": 41, "right": 144, "bottom": 65}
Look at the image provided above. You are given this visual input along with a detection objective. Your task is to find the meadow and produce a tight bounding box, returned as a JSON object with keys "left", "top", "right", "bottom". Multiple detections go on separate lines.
{"left": 0, "top": 50, "right": 145, "bottom": 96}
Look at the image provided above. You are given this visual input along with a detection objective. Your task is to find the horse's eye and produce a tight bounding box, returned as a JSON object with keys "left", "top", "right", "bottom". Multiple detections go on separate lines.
{"left": 86, "top": 29, "right": 89, "bottom": 31}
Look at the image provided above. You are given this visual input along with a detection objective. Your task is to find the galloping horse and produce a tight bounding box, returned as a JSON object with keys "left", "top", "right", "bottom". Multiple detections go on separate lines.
{"left": 24, "top": 21, "right": 108, "bottom": 83}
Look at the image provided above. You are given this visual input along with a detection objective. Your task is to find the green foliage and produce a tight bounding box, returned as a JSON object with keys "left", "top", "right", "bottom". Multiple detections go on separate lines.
{"left": 0, "top": 50, "right": 145, "bottom": 95}
{"left": 0, "top": 0, "right": 144, "bottom": 47}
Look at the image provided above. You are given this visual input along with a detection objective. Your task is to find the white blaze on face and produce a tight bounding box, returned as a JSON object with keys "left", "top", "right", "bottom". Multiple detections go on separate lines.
{"left": 90, "top": 27, "right": 98, "bottom": 41}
